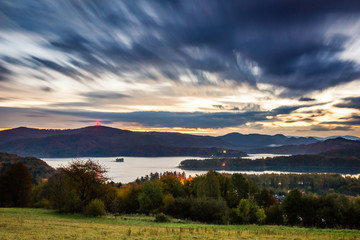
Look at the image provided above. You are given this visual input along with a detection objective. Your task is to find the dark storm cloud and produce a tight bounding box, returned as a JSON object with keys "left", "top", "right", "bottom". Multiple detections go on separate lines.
{"left": 1, "top": 0, "right": 360, "bottom": 93}
{"left": 335, "top": 97, "right": 360, "bottom": 109}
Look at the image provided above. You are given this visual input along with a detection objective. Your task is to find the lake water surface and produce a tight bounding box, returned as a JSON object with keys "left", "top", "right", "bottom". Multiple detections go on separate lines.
{"left": 43, "top": 153, "right": 359, "bottom": 183}
{"left": 42, "top": 154, "right": 288, "bottom": 183}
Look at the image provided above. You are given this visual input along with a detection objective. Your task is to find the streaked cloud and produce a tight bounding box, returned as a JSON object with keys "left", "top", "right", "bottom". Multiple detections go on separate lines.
{"left": 0, "top": 0, "right": 360, "bottom": 136}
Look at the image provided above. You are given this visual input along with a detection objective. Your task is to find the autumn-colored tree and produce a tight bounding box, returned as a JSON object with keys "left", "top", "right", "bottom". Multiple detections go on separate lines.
{"left": 160, "top": 174, "right": 185, "bottom": 197}
{"left": 113, "top": 183, "right": 140, "bottom": 214}
{"left": 42, "top": 160, "right": 113, "bottom": 213}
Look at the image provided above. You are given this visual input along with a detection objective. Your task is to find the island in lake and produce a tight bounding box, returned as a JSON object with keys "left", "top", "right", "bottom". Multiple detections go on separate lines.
{"left": 179, "top": 147, "right": 360, "bottom": 174}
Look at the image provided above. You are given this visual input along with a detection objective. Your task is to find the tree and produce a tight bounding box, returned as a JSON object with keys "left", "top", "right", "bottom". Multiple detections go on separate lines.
{"left": 266, "top": 204, "right": 284, "bottom": 225}
{"left": 231, "top": 173, "right": 249, "bottom": 200}
{"left": 218, "top": 174, "right": 238, "bottom": 208}
{"left": 255, "top": 188, "right": 277, "bottom": 208}
{"left": 316, "top": 193, "right": 350, "bottom": 228}
{"left": 138, "top": 180, "right": 163, "bottom": 214}
{"left": 282, "top": 189, "right": 303, "bottom": 225}
{"left": 256, "top": 208, "right": 266, "bottom": 224}
{"left": 62, "top": 160, "right": 109, "bottom": 206}
{"left": 162, "top": 193, "right": 175, "bottom": 214}
{"left": 194, "top": 171, "right": 220, "bottom": 199}
{"left": 42, "top": 160, "right": 113, "bottom": 213}
{"left": 0, "top": 163, "right": 33, "bottom": 207}
{"left": 160, "top": 174, "right": 185, "bottom": 197}
{"left": 236, "top": 199, "right": 250, "bottom": 223}
{"left": 114, "top": 183, "right": 140, "bottom": 214}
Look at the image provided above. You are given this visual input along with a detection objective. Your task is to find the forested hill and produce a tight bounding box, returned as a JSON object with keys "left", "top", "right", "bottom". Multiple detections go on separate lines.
{"left": 1, "top": 126, "right": 359, "bottom": 157}
{"left": 179, "top": 149, "right": 360, "bottom": 174}
{"left": 248, "top": 137, "right": 360, "bottom": 154}
{"left": 220, "top": 132, "right": 318, "bottom": 149}
{"left": 0, "top": 126, "right": 246, "bottom": 157}
{"left": 0, "top": 152, "right": 54, "bottom": 183}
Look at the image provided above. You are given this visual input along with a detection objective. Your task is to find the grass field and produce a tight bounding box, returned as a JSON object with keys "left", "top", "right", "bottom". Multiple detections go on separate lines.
{"left": 0, "top": 208, "right": 359, "bottom": 240}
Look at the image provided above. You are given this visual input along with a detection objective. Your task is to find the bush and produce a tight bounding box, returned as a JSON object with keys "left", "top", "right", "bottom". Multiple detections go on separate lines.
{"left": 155, "top": 213, "right": 170, "bottom": 222}
{"left": 172, "top": 197, "right": 228, "bottom": 224}
{"left": 85, "top": 199, "right": 106, "bottom": 217}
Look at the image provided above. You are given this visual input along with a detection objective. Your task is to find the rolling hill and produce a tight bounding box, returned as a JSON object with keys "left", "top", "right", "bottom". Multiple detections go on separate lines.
{"left": 0, "top": 126, "right": 244, "bottom": 158}
{"left": 220, "top": 132, "right": 318, "bottom": 149}
{"left": 0, "top": 152, "right": 54, "bottom": 183}
{"left": 1, "top": 126, "right": 358, "bottom": 157}
{"left": 249, "top": 137, "right": 360, "bottom": 154}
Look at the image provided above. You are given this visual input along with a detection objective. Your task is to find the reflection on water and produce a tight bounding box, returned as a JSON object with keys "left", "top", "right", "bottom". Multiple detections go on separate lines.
{"left": 245, "top": 153, "right": 289, "bottom": 160}
{"left": 42, "top": 154, "right": 359, "bottom": 183}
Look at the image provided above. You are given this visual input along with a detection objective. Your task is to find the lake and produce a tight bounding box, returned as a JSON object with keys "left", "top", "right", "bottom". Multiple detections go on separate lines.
{"left": 42, "top": 154, "right": 290, "bottom": 183}
{"left": 44, "top": 154, "right": 360, "bottom": 183}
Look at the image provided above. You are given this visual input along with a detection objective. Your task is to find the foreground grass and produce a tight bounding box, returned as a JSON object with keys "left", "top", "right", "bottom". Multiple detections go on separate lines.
{"left": 0, "top": 208, "right": 359, "bottom": 240}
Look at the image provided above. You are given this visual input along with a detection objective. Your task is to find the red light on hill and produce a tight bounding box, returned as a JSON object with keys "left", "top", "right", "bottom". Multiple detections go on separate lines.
{"left": 96, "top": 121, "right": 101, "bottom": 127}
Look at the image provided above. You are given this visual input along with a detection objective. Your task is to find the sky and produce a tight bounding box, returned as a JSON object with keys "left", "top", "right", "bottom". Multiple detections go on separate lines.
{"left": 0, "top": 0, "right": 360, "bottom": 137}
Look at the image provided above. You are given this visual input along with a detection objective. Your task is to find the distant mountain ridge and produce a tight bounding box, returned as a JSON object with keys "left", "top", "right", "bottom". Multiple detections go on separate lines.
{"left": 0, "top": 126, "right": 358, "bottom": 157}
{"left": 249, "top": 137, "right": 360, "bottom": 155}
{"left": 314, "top": 135, "right": 360, "bottom": 141}
{"left": 220, "top": 132, "right": 318, "bottom": 149}
{"left": 0, "top": 126, "right": 243, "bottom": 158}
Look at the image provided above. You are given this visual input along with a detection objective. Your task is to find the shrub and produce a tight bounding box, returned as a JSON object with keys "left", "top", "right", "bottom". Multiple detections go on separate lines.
{"left": 236, "top": 199, "right": 250, "bottom": 223}
{"left": 172, "top": 197, "right": 228, "bottom": 224}
{"left": 155, "top": 213, "right": 170, "bottom": 222}
{"left": 85, "top": 199, "right": 106, "bottom": 217}
{"left": 266, "top": 204, "right": 284, "bottom": 225}
{"left": 256, "top": 208, "right": 266, "bottom": 224}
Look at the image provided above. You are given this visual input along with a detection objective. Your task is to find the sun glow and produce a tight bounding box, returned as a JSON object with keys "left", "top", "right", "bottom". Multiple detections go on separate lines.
{"left": 124, "top": 126, "right": 217, "bottom": 135}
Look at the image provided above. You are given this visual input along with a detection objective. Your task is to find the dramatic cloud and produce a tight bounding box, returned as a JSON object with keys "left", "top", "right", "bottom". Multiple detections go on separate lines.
{"left": 0, "top": 104, "right": 310, "bottom": 129}
{"left": 335, "top": 97, "right": 360, "bottom": 109}
{"left": 299, "top": 97, "right": 316, "bottom": 102}
{"left": 0, "top": 1, "right": 360, "bottom": 136}
{"left": 0, "top": 64, "right": 11, "bottom": 81}
{"left": 7, "top": 104, "right": 308, "bottom": 129}
{"left": 311, "top": 125, "right": 353, "bottom": 131}
{"left": 0, "top": 0, "right": 360, "bottom": 92}
{"left": 82, "top": 91, "right": 130, "bottom": 99}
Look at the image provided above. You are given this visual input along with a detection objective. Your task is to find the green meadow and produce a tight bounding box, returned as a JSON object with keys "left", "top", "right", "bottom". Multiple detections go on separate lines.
{"left": 0, "top": 208, "right": 359, "bottom": 240}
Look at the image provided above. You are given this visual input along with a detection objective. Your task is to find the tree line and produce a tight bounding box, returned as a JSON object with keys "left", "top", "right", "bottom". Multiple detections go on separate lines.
{"left": 179, "top": 154, "right": 360, "bottom": 174}
{"left": 1, "top": 160, "right": 360, "bottom": 228}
